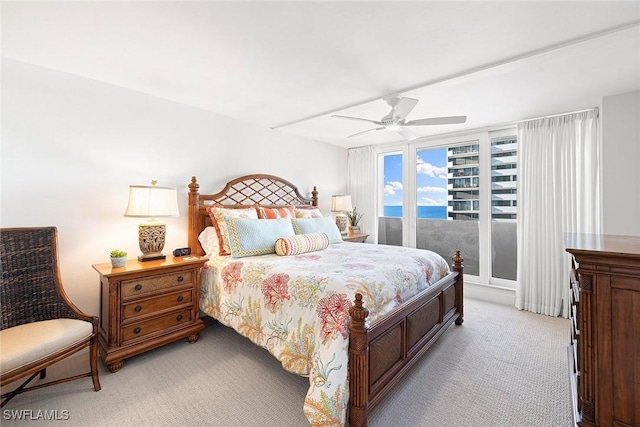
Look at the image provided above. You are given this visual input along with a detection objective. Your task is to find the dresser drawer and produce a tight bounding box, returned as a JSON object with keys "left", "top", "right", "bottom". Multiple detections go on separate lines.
{"left": 122, "top": 270, "right": 193, "bottom": 298}
{"left": 122, "top": 290, "right": 193, "bottom": 320}
{"left": 121, "top": 309, "right": 193, "bottom": 343}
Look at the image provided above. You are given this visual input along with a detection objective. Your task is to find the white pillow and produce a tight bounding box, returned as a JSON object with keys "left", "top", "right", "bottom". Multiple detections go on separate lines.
{"left": 294, "top": 207, "right": 323, "bottom": 218}
{"left": 198, "top": 226, "right": 219, "bottom": 256}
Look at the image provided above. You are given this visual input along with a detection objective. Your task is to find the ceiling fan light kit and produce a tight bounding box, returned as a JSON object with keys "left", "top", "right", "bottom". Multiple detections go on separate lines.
{"left": 332, "top": 96, "right": 467, "bottom": 141}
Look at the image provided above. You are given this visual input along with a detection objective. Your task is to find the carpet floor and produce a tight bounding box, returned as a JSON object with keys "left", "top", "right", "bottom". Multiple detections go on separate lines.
{"left": 1, "top": 298, "right": 572, "bottom": 426}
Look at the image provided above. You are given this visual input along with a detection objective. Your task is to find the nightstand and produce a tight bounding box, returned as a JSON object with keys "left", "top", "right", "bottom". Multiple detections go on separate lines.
{"left": 92, "top": 256, "right": 207, "bottom": 372}
{"left": 343, "top": 233, "right": 370, "bottom": 243}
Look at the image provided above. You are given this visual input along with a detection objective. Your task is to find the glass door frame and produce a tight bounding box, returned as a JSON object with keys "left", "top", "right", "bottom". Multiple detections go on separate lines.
{"left": 411, "top": 132, "right": 487, "bottom": 284}
{"left": 375, "top": 125, "right": 518, "bottom": 290}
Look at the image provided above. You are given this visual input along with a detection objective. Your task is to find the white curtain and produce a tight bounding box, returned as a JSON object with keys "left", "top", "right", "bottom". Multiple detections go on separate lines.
{"left": 516, "top": 109, "right": 601, "bottom": 318}
{"left": 347, "top": 146, "right": 376, "bottom": 242}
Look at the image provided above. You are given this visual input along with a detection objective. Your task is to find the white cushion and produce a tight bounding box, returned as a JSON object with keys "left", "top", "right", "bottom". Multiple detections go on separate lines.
{"left": 0, "top": 319, "right": 93, "bottom": 374}
{"left": 198, "top": 226, "right": 219, "bottom": 256}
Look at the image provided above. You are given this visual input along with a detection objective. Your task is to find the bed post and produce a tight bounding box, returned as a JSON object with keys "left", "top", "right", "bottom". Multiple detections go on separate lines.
{"left": 452, "top": 249, "right": 464, "bottom": 325}
{"left": 311, "top": 186, "right": 318, "bottom": 207}
{"left": 348, "top": 293, "right": 369, "bottom": 427}
{"left": 188, "top": 176, "right": 202, "bottom": 256}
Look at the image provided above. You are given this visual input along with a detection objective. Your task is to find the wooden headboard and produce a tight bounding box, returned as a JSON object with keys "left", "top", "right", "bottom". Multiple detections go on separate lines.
{"left": 187, "top": 174, "right": 318, "bottom": 256}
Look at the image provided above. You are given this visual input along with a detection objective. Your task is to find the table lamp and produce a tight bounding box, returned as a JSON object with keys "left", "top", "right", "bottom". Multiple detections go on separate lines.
{"left": 331, "top": 195, "right": 352, "bottom": 235}
{"left": 124, "top": 181, "right": 179, "bottom": 262}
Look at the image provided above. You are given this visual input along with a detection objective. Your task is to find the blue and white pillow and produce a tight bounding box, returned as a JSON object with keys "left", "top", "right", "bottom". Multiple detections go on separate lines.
{"left": 224, "top": 217, "right": 295, "bottom": 258}
{"left": 291, "top": 217, "right": 343, "bottom": 244}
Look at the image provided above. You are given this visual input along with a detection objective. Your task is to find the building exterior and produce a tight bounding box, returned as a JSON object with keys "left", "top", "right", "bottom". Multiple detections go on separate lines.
{"left": 446, "top": 138, "right": 517, "bottom": 221}
{"left": 447, "top": 143, "right": 480, "bottom": 220}
{"left": 490, "top": 137, "right": 518, "bottom": 221}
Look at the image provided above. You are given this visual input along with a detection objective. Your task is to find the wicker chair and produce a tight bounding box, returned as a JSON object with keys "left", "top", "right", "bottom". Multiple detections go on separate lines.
{"left": 0, "top": 227, "right": 101, "bottom": 407}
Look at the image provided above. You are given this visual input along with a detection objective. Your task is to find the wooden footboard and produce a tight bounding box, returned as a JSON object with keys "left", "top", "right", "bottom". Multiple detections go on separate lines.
{"left": 348, "top": 250, "right": 464, "bottom": 427}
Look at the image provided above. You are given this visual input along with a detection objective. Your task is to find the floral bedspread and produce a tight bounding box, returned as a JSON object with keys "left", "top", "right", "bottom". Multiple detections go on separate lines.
{"left": 200, "top": 242, "right": 450, "bottom": 426}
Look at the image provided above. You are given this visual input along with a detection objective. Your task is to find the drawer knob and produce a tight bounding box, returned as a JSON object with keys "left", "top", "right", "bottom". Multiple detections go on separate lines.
{"left": 176, "top": 314, "right": 183, "bottom": 321}
{"left": 177, "top": 295, "right": 184, "bottom": 302}
{"left": 134, "top": 305, "right": 142, "bottom": 312}
{"left": 135, "top": 284, "right": 142, "bottom": 291}
{"left": 177, "top": 276, "right": 184, "bottom": 282}
{"left": 134, "top": 327, "right": 141, "bottom": 334}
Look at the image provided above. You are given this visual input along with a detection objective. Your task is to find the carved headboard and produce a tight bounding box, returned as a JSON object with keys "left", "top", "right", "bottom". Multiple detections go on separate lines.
{"left": 187, "top": 174, "right": 318, "bottom": 256}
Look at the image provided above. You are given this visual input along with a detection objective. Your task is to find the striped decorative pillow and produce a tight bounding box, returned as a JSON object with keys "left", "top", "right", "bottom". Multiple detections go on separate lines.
{"left": 275, "top": 233, "right": 329, "bottom": 256}
{"left": 256, "top": 206, "right": 295, "bottom": 219}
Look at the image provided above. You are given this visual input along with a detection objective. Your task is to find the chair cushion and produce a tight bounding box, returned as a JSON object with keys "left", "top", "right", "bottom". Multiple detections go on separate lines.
{"left": 0, "top": 319, "right": 93, "bottom": 375}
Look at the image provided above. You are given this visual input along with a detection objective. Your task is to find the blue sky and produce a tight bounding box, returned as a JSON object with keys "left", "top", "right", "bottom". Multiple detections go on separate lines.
{"left": 383, "top": 148, "right": 448, "bottom": 206}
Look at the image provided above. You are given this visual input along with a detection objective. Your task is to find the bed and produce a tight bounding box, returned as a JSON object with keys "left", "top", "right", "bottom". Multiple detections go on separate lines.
{"left": 187, "top": 174, "right": 464, "bottom": 427}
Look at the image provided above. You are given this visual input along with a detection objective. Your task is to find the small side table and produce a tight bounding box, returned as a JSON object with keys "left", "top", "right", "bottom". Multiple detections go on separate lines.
{"left": 92, "top": 256, "right": 207, "bottom": 372}
{"left": 343, "top": 233, "right": 370, "bottom": 243}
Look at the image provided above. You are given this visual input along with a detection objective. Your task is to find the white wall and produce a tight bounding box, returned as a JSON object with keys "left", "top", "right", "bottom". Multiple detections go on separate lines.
{"left": 602, "top": 90, "right": 640, "bottom": 236}
{"left": 1, "top": 59, "right": 347, "bottom": 315}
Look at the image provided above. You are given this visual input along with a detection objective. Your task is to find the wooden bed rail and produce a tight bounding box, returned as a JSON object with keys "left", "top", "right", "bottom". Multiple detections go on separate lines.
{"left": 348, "top": 250, "right": 464, "bottom": 427}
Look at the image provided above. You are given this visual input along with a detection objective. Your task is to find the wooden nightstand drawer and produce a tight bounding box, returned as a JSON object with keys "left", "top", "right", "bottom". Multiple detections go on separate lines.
{"left": 122, "top": 308, "right": 192, "bottom": 343}
{"left": 122, "top": 270, "right": 193, "bottom": 298}
{"left": 122, "top": 289, "right": 193, "bottom": 320}
{"left": 93, "top": 257, "right": 207, "bottom": 372}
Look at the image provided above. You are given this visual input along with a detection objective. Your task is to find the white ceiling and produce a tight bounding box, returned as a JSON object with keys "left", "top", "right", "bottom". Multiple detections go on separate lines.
{"left": 3, "top": 1, "right": 640, "bottom": 149}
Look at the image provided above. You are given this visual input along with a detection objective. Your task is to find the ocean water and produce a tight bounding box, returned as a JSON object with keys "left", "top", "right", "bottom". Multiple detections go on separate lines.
{"left": 384, "top": 205, "right": 447, "bottom": 219}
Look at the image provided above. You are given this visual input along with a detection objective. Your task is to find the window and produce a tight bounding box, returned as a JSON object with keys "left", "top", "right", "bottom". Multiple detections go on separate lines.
{"left": 490, "top": 136, "right": 518, "bottom": 281}
{"left": 416, "top": 142, "right": 480, "bottom": 275}
{"left": 378, "top": 152, "right": 403, "bottom": 246}
{"left": 376, "top": 128, "right": 517, "bottom": 288}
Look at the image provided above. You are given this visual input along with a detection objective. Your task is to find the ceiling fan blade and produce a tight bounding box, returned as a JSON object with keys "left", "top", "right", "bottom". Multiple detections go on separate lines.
{"left": 332, "top": 115, "right": 382, "bottom": 125}
{"left": 397, "top": 127, "right": 421, "bottom": 141}
{"left": 392, "top": 97, "right": 419, "bottom": 120}
{"left": 347, "top": 127, "right": 385, "bottom": 138}
{"left": 404, "top": 116, "right": 467, "bottom": 126}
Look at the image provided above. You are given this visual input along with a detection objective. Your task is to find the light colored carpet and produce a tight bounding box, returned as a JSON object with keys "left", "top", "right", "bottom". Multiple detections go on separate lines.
{"left": 1, "top": 298, "right": 572, "bottom": 426}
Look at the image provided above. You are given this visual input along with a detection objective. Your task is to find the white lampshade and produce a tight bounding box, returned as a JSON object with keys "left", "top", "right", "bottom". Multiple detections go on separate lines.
{"left": 124, "top": 185, "right": 179, "bottom": 218}
{"left": 124, "top": 183, "right": 179, "bottom": 262}
{"left": 331, "top": 195, "right": 353, "bottom": 212}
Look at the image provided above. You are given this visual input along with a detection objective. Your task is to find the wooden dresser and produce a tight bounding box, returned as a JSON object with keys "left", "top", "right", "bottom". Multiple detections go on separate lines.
{"left": 565, "top": 233, "right": 640, "bottom": 427}
{"left": 92, "top": 256, "right": 207, "bottom": 372}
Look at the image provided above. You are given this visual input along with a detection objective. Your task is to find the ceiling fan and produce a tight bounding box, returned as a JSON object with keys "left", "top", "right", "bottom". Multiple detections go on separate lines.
{"left": 332, "top": 96, "right": 467, "bottom": 141}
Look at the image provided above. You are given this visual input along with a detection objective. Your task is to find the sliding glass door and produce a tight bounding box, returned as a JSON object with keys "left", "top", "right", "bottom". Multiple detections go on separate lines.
{"left": 378, "top": 151, "right": 404, "bottom": 246}
{"left": 377, "top": 128, "right": 517, "bottom": 288}
{"left": 490, "top": 133, "right": 518, "bottom": 282}
{"left": 415, "top": 141, "right": 480, "bottom": 276}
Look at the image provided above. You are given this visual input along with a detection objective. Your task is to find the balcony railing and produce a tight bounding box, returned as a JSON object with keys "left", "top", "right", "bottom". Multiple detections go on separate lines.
{"left": 490, "top": 142, "right": 518, "bottom": 153}
{"left": 491, "top": 206, "right": 517, "bottom": 214}
{"left": 491, "top": 168, "right": 518, "bottom": 177}
{"left": 491, "top": 181, "right": 517, "bottom": 190}
{"left": 448, "top": 146, "right": 479, "bottom": 156}
{"left": 491, "top": 193, "right": 517, "bottom": 201}
{"left": 491, "top": 155, "right": 517, "bottom": 165}
{"left": 377, "top": 216, "right": 516, "bottom": 280}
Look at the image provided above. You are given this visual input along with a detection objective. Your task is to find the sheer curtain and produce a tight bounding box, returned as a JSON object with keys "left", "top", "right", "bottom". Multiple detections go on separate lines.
{"left": 347, "top": 146, "right": 376, "bottom": 242}
{"left": 516, "top": 109, "right": 601, "bottom": 318}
